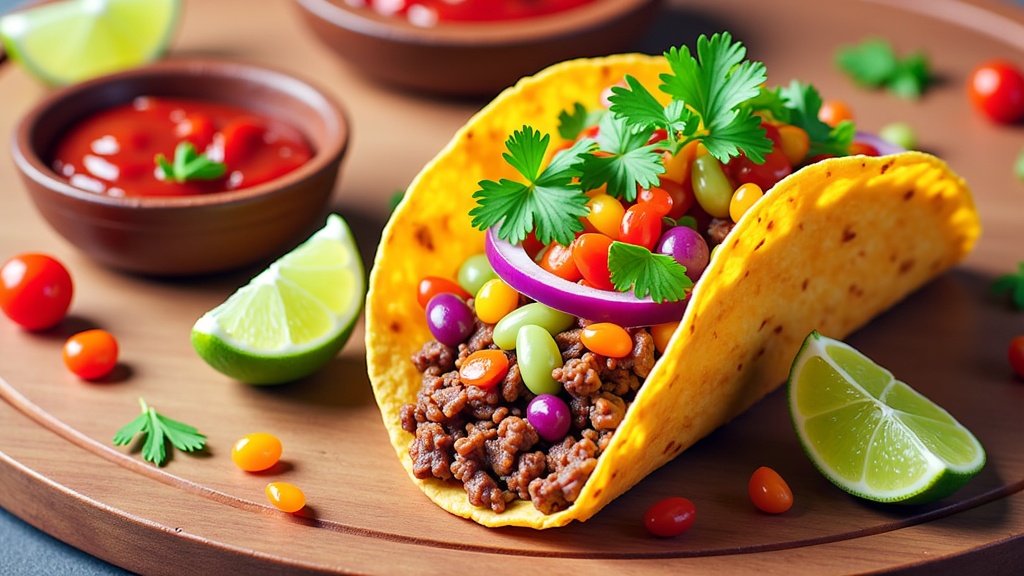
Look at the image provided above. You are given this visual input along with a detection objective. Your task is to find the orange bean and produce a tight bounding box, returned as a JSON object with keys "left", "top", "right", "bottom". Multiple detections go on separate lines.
{"left": 459, "top": 349, "right": 510, "bottom": 389}
{"left": 581, "top": 322, "right": 633, "bottom": 358}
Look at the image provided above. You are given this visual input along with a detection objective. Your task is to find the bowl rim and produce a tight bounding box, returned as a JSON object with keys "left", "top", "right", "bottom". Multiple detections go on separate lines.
{"left": 11, "top": 57, "right": 349, "bottom": 210}
{"left": 293, "top": 0, "right": 661, "bottom": 46}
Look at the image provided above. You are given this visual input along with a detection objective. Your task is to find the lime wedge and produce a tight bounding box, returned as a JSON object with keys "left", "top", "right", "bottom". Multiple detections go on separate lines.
{"left": 191, "top": 214, "right": 365, "bottom": 385}
{"left": 0, "top": 0, "right": 180, "bottom": 86}
{"left": 788, "top": 331, "right": 985, "bottom": 504}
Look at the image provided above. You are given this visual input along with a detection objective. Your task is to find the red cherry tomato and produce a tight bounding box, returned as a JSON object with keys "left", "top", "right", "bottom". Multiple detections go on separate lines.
{"left": 644, "top": 496, "right": 696, "bottom": 537}
{"left": 748, "top": 466, "right": 794, "bottom": 514}
{"left": 968, "top": 60, "right": 1024, "bottom": 124}
{"left": 724, "top": 123, "right": 793, "bottom": 191}
{"left": 619, "top": 204, "right": 663, "bottom": 250}
{"left": 174, "top": 113, "right": 216, "bottom": 152}
{"left": 818, "top": 99, "right": 854, "bottom": 127}
{"left": 538, "top": 242, "right": 582, "bottom": 282}
{"left": 221, "top": 115, "right": 268, "bottom": 166}
{"left": 571, "top": 233, "right": 615, "bottom": 290}
{"left": 637, "top": 186, "right": 674, "bottom": 218}
{"left": 416, "top": 276, "right": 472, "bottom": 308}
{"left": 0, "top": 253, "right": 73, "bottom": 331}
{"left": 658, "top": 178, "right": 695, "bottom": 220}
{"left": 1008, "top": 336, "right": 1024, "bottom": 379}
{"left": 63, "top": 329, "right": 119, "bottom": 380}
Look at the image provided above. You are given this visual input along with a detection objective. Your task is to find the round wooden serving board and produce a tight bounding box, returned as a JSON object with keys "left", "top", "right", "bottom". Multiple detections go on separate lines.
{"left": 2, "top": 0, "right": 1024, "bottom": 573}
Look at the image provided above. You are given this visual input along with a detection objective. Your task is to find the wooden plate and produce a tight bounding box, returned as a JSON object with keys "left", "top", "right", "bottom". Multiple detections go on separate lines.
{"left": 1, "top": 0, "right": 1023, "bottom": 573}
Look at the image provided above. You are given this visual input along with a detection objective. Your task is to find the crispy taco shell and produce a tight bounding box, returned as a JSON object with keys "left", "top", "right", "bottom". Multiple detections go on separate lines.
{"left": 365, "top": 53, "right": 981, "bottom": 528}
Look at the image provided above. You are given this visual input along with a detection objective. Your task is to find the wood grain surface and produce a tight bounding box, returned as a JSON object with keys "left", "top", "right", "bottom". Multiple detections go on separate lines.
{"left": 1, "top": 0, "right": 1023, "bottom": 574}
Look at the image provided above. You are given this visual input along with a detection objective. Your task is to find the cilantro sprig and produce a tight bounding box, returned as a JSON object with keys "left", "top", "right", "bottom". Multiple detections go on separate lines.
{"left": 609, "top": 242, "right": 693, "bottom": 302}
{"left": 836, "top": 38, "right": 933, "bottom": 99}
{"left": 155, "top": 141, "right": 226, "bottom": 183}
{"left": 992, "top": 262, "right": 1024, "bottom": 310}
{"left": 113, "top": 397, "right": 207, "bottom": 467}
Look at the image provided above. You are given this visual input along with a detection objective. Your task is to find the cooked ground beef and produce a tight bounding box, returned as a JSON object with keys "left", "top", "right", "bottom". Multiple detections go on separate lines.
{"left": 402, "top": 304, "right": 658, "bottom": 515}
{"left": 708, "top": 217, "right": 736, "bottom": 246}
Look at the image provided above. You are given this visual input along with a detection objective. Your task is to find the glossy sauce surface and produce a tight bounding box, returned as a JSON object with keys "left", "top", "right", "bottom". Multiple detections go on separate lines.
{"left": 358, "top": 0, "right": 595, "bottom": 25}
{"left": 51, "top": 96, "right": 313, "bottom": 197}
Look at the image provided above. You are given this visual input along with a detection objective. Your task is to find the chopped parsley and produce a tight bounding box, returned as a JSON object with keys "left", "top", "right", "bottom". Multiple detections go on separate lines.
{"left": 992, "top": 262, "right": 1024, "bottom": 310}
{"left": 836, "top": 38, "right": 933, "bottom": 99}
{"left": 113, "top": 397, "right": 207, "bottom": 466}
{"left": 155, "top": 141, "right": 226, "bottom": 183}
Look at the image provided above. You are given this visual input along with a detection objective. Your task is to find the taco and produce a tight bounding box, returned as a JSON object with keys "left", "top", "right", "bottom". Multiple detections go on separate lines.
{"left": 365, "top": 33, "right": 980, "bottom": 529}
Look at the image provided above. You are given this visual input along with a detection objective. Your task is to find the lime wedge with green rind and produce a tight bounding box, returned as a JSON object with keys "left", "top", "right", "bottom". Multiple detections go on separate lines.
{"left": 191, "top": 214, "right": 365, "bottom": 385}
{"left": 788, "top": 331, "right": 985, "bottom": 504}
{"left": 0, "top": 0, "right": 180, "bottom": 86}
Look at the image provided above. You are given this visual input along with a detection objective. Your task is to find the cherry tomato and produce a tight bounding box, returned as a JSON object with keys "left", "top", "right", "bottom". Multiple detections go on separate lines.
{"left": 619, "top": 204, "right": 663, "bottom": 250}
{"left": 416, "top": 276, "right": 472, "bottom": 309}
{"left": 521, "top": 231, "right": 546, "bottom": 259}
{"left": 1008, "top": 336, "right": 1024, "bottom": 379}
{"left": 777, "top": 124, "right": 810, "bottom": 166}
{"left": 818, "top": 99, "right": 854, "bottom": 127}
{"left": 644, "top": 496, "right": 696, "bottom": 537}
{"left": 748, "top": 466, "right": 794, "bottom": 514}
{"left": 658, "top": 178, "right": 695, "bottom": 220}
{"left": 638, "top": 186, "right": 674, "bottom": 218}
{"left": 0, "top": 253, "right": 73, "bottom": 331}
{"left": 62, "top": 329, "right": 118, "bottom": 380}
{"left": 458, "top": 349, "right": 510, "bottom": 389}
{"left": 848, "top": 142, "right": 881, "bottom": 156}
{"left": 538, "top": 242, "right": 582, "bottom": 282}
{"left": 585, "top": 193, "right": 625, "bottom": 239}
{"left": 968, "top": 60, "right": 1024, "bottom": 124}
{"left": 571, "top": 233, "right": 615, "bottom": 290}
{"left": 221, "top": 115, "right": 268, "bottom": 166}
{"left": 266, "top": 482, "right": 306, "bottom": 513}
{"left": 232, "top": 432, "right": 283, "bottom": 472}
{"left": 725, "top": 124, "right": 792, "bottom": 191}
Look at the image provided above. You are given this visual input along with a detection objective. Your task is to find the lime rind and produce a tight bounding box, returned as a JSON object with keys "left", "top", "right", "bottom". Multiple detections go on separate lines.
{"left": 191, "top": 214, "right": 366, "bottom": 385}
{"left": 788, "top": 331, "right": 986, "bottom": 504}
{"left": 0, "top": 0, "right": 181, "bottom": 86}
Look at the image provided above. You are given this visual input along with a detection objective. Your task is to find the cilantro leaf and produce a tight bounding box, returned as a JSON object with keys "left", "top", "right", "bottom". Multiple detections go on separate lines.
{"left": 992, "top": 262, "right": 1024, "bottom": 310}
{"left": 836, "top": 38, "right": 933, "bottom": 99}
{"left": 743, "top": 86, "right": 791, "bottom": 123}
{"left": 658, "top": 32, "right": 772, "bottom": 164}
{"left": 155, "top": 141, "right": 226, "bottom": 183}
{"left": 608, "top": 75, "right": 681, "bottom": 135}
{"left": 113, "top": 398, "right": 207, "bottom": 467}
{"left": 578, "top": 112, "right": 663, "bottom": 201}
{"left": 469, "top": 127, "right": 592, "bottom": 246}
{"left": 780, "top": 80, "right": 855, "bottom": 158}
{"left": 608, "top": 241, "right": 693, "bottom": 303}
{"left": 558, "top": 102, "right": 605, "bottom": 140}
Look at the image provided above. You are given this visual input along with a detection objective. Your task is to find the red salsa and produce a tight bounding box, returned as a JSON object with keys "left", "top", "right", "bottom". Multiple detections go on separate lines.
{"left": 356, "top": 0, "right": 595, "bottom": 26}
{"left": 51, "top": 96, "right": 313, "bottom": 197}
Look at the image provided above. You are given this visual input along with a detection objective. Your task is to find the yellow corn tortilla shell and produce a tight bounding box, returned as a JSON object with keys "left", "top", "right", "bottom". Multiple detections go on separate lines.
{"left": 365, "top": 53, "right": 981, "bottom": 529}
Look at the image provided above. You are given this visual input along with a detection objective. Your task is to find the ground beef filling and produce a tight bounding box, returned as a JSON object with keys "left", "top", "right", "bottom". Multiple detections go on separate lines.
{"left": 402, "top": 306, "right": 657, "bottom": 515}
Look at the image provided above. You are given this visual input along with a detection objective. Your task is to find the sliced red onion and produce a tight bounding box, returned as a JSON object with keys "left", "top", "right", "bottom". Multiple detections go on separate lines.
{"left": 485, "top": 229, "right": 689, "bottom": 328}
{"left": 855, "top": 131, "right": 905, "bottom": 156}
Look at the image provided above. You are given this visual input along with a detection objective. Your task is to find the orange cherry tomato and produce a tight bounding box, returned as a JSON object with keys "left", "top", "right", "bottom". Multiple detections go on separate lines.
{"left": 571, "top": 233, "right": 615, "bottom": 290}
{"left": 1008, "top": 336, "right": 1024, "bottom": 379}
{"left": 818, "top": 99, "right": 854, "bottom": 127}
{"left": 458, "top": 349, "right": 510, "bottom": 389}
{"left": 581, "top": 323, "right": 633, "bottom": 358}
{"left": 650, "top": 322, "right": 679, "bottom": 354}
{"left": 232, "top": 432, "right": 283, "bottom": 472}
{"left": 748, "top": 466, "right": 794, "bottom": 514}
{"left": 416, "top": 276, "right": 472, "bottom": 308}
{"left": 539, "top": 242, "right": 582, "bottom": 282}
{"left": 266, "top": 482, "right": 306, "bottom": 513}
{"left": 63, "top": 329, "right": 118, "bottom": 380}
{"left": 619, "top": 204, "right": 662, "bottom": 251}
{"left": 638, "top": 186, "right": 674, "bottom": 218}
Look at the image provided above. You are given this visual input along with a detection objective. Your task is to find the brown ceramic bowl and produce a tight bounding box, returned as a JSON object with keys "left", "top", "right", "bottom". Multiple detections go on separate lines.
{"left": 11, "top": 58, "right": 349, "bottom": 276}
{"left": 293, "top": 0, "right": 663, "bottom": 97}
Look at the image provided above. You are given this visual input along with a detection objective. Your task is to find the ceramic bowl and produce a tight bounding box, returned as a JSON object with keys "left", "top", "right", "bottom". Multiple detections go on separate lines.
{"left": 11, "top": 58, "right": 349, "bottom": 276}
{"left": 292, "top": 0, "right": 663, "bottom": 97}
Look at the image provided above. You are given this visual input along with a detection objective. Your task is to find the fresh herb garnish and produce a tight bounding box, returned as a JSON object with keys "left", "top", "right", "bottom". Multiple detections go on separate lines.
{"left": 836, "top": 38, "right": 933, "bottom": 99}
{"left": 469, "top": 127, "right": 593, "bottom": 246}
{"left": 578, "top": 112, "right": 663, "bottom": 201}
{"left": 777, "top": 81, "right": 856, "bottom": 158}
{"left": 113, "top": 397, "right": 207, "bottom": 466}
{"left": 608, "top": 242, "right": 693, "bottom": 302}
{"left": 155, "top": 141, "right": 226, "bottom": 183}
{"left": 992, "top": 262, "right": 1024, "bottom": 310}
{"left": 557, "top": 102, "right": 605, "bottom": 141}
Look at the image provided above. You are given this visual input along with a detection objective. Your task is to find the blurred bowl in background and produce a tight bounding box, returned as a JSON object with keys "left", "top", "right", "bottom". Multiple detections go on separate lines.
{"left": 11, "top": 58, "right": 349, "bottom": 276}
{"left": 293, "top": 0, "right": 664, "bottom": 97}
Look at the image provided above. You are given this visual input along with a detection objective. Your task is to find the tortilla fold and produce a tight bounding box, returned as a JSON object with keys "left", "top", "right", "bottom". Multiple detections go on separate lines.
{"left": 365, "top": 53, "right": 981, "bottom": 528}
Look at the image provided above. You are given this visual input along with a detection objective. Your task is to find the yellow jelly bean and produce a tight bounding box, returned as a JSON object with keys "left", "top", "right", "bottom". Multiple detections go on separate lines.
{"left": 474, "top": 278, "right": 520, "bottom": 324}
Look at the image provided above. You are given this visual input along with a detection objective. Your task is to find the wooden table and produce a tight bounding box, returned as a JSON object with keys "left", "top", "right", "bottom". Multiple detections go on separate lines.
{"left": 2, "top": 0, "right": 1023, "bottom": 573}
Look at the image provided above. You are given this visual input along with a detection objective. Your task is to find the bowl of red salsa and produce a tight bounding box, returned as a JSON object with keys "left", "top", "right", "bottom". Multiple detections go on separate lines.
{"left": 292, "top": 0, "right": 663, "bottom": 97}
{"left": 11, "top": 58, "right": 349, "bottom": 276}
